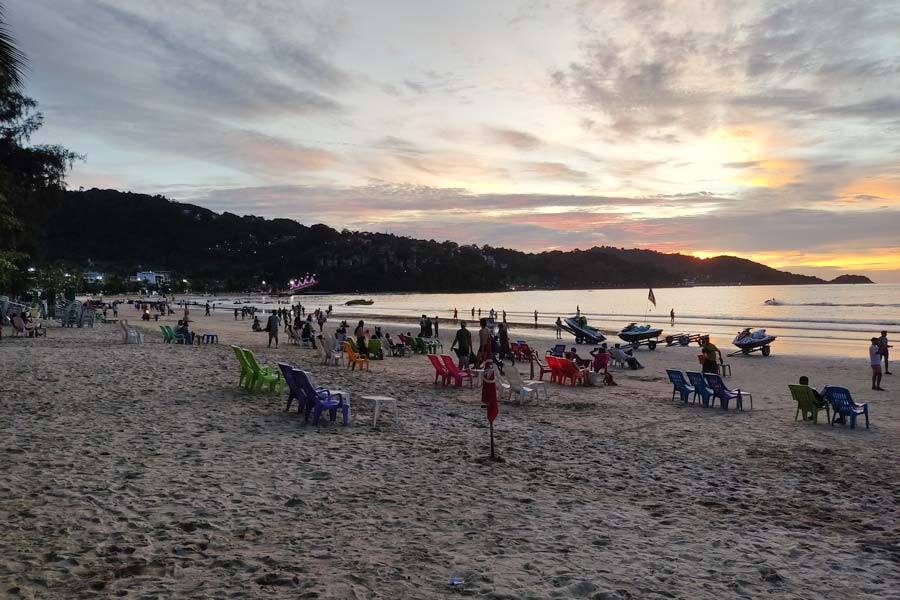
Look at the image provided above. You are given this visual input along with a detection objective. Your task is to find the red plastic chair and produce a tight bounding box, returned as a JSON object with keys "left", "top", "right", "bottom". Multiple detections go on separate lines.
{"left": 544, "top": 356, "right": 566, "bottom": 384}
{"left": 533, "top": 352, "right": 554, "bottom": 381}
{"left": 441, "top": 354, "right": 473, "bottom": 388}
{"left": 428, "top": 354, "right": 450, "bottom": 385}
{"left": 558, "top": 359, "right": 587, "bottom": 386}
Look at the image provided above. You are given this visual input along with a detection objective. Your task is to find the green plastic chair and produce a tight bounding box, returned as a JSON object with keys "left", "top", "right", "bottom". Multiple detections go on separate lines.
{"left": 346, "top": 337, "right": 359, "bottom": 353}
{"left": 789, "top": 384, "right": 830, "bottom": 424}
{"left": 160, "top": 325, "right": 175, "bottom": 343}
{"left": 163, "top": 325, "right": 189, "bottom": 344}
{"left": 367, "top": 338, "right": 383, "bottom": 359}
{"left": 412, "top": 337, "right": 428, "bottom": 354}
{"left": 231, "top": 345, "right": 252, "bottom": 388}
{"left": 242, "top": 348, "right": 282, "bottom": 392}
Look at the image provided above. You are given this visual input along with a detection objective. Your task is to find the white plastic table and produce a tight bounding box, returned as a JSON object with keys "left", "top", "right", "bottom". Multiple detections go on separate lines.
{"left": 360, "top": 395, "right": 398, "bottom": 428}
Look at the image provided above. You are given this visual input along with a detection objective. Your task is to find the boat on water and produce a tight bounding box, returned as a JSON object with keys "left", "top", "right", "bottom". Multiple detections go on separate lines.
{"left": 764, "top": 298, "right": 779, "bottom": 305}
{"left": 618, "top": 323, "right": 663, "bottom": 349}
{"left": 345, "top": 299, "right": 374, "bottom": 306}
{"left": 731, "top": 328, "right": 777, "bottom": 356}
{"left": 560, "top": 316, "right": 606, "bottom": 344}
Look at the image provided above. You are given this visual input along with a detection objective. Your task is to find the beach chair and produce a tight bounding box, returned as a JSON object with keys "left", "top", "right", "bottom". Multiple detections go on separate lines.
{"left": 163, "top": 324, "right": 190, "bottom": 344}
{"left": 231, "top": 345, "right": 253, "bottom": 389}
{"left": 368, "top": 338, "right": 384, "bottom": 360}
{"left": 531, "top": 352, "right": 554, "bottom": 381}
{"left": 441, "top": 354, "right": 473, "bottom": 388}
{"left": 428, "top": 338, "right": 443, "bottom": 354}
{"left": 411, "top": 337, "right": 428, "bottom": 355}
{"left": 343, "top": 341, "right": 369, "bottom": 371}
{"left": 242, "top": 348, "right": 282, "bottom": 392}
{"left": 428, "top": 354, "right": 451, "bottom": 385}
{"left": 557, "top": 359, "right": 587, "bottom": 386}
{"left": 160, "top": 325, "right": 174, "bottom": 343}
{"left": 504, "top": 366, "right": 548, "bottom": 401}
{"left": 789, "top": 384, "right": 830, "bottom": 424}
{"left": 547, "top": 343, "right": 566, "bottom": 357}
{"left": 297, "top": 369, "right": 350, "bottom": 426}
{"left": 544, "top": 356, "right": 566, "bottom": 384}
{"left": 322, "top": 341, "right": 340, "bottom": 366}
{"left": 665, "top": 369, "right": 695, "bottom": 404}
{"left": 119, "top": 319, "right": 144, "bottom": 344}
{"left": 278, "top": 363, "right": 308, "bottom": 414}
{"left": 686, "top": 371, "right": 714, "bottom": 406}
{"left": 704, "top": 373, "right": 752, "bottom": 410}
{"left": 346, "top": 337, "right": 358, "bottom": 353}
{"left": 823, "top": 386, "right": 869, "bottom": 429}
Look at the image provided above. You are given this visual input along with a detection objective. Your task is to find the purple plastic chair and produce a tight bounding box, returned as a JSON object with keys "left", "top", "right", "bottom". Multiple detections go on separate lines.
{"left": 704, "top": 373, "right": 753, "bottom": 411}
{"left": 295, "top": 369, "right": 350, "bottom": 426}
{"left": 277, "top": 363, "right": 308, "bottom": 415}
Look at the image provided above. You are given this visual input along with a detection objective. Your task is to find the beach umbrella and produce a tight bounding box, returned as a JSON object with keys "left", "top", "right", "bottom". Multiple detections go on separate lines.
{"left": 481, "top": 361, "right": 499, "bottom": 460}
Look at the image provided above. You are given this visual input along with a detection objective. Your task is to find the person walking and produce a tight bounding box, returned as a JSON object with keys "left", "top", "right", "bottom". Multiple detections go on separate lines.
{"left": 451, "top": 321, "right": 473, "bottom": 368}
{"left": 555, "top": 317, "right": 563, "bottom": 339}
{"left": 534, "top": 310, "right": 538, "bottom": 328}
{"left": 266, "top": 310, "right": 280, "bottom": 348}
{"left": 471, "top": 307, "right": 475, "bottom": 318}
{"left": 205, "top": 302, "right": 210, "bottom": 316}
{"left": 878, "top": 330, "right": 892, "bottom": 374}
{"left": 477, "top": 318, "right": 492, "bottom": 365}
{"left": 453, "top": 308, "right": 458, "bottom": 320}
{"left": 670, "top": 308, "right": 675, "bottom": 326}
{"left": 434, "top": 316, "right": 440, "bottom": 338}
{"left": 870, "top": 337, "right": 885, "bottom": 390}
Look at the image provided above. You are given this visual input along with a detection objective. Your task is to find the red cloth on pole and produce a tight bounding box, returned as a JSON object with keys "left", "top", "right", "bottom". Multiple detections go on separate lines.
{"left": 481, "top": 363, "right": 499, "bottom": 423}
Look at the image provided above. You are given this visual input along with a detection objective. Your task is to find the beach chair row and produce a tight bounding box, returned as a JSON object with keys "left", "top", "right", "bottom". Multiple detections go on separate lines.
{"left": 665, "top": 369, "right": 752, "bottom": 410}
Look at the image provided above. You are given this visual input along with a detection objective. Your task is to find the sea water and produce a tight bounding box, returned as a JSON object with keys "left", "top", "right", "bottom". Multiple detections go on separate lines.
{"left": 189, "top": 283, "right": 900, "bottom": 358}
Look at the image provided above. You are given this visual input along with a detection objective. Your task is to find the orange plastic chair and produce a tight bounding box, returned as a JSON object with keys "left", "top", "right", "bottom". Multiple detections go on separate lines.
{"left": 343, "top": 341, "right": 369, "bottom": 371}
{"left": 558, "top": 359, "right": 587, "bottom": 386}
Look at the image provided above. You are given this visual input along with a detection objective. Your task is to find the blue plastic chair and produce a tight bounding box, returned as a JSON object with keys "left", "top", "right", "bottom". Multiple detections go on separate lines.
{"left": 277, "top": 363, "right": 308, "bottom": 415}
{"left": 685, "top": 371, "right": 714, "bottom": 406}
{"left": 823, "top": 386, "right": 869, "bottom": 429}
{"left": 665, "top": 369, "right": 694, "bottom": 404}
{"left": 295, "top": 369, "right": 350, "bottom": 426}
{"left": 547, "top": 344, "right": 566, "bottom": 357}
{"left": 704, "top": 373, "right": 752, "bottom": 411}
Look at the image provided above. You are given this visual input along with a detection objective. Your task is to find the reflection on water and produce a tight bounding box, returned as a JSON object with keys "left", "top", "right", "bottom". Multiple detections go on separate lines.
{"left": 191, "top": 284, "right": 900, "bottom": 358}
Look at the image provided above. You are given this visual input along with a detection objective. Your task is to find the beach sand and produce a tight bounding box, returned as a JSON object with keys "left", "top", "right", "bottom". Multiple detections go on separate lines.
{"left": 1, "top": 306, "right": 898, "bottom": 598}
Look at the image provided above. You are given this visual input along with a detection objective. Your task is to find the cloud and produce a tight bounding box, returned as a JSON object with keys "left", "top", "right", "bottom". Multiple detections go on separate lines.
{"left": 485, "top": 126, "right": 543, "bottom": 149}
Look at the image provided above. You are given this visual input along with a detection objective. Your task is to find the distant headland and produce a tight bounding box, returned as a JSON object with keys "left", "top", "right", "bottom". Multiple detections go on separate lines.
{"left": 19, "top": 188, "right": 875, "bottom": 294}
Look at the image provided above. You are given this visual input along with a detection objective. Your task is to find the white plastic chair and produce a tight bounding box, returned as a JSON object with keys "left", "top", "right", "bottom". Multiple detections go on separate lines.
{"left": 505, "top": 367, "right": 548, "bottom": 401}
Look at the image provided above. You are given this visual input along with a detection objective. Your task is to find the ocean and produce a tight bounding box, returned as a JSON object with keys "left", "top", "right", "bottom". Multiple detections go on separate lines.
{"left": 192, "top": 283, "right": 899, "bottom": 358}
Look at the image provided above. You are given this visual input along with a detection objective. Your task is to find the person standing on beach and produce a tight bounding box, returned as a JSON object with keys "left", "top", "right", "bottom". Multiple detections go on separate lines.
{"left": 451, "top": 321, "right": 473, "bottom": 368}
{"left": 477, "top": 318, "right": 492, "bottom": 365}
{"left": 534, "top": 310, "right": 538, "bottom": 328}
{"left": 355, "top": 320, "right": 369, "bottom": 357}
{"left": 434, "top": 316, "right": 439, "bottom": 338}
{"left": 700, "top": 336, "right": 723, "bottom": 374}
{"left": 870, "top": 337, "right": 885, "bottom": 390}
{"left": 555, "top": 317, "right": 563, "bottom": 339}
{"left": 576, "top": 305, "right": 581, "bottom": 318}
{"left": 670, "top": 308, "right": 675, "bottom": 326}
{"left": 878, "top": 330, "right": 891, "bottom": 374}
{"left": 205, "top": 302, "right": 210, "bottom": 316}
{"left": 234, "top": 308, "right": 238, "bottom": 320}
{"left": 266, "top": 310, "right": 280, "bottom": 348}
{"left": 471, "top": 307, "right": 475, "bottom": 318}
{"left": 453, "top": 308, "right": 458, "bottom": 320}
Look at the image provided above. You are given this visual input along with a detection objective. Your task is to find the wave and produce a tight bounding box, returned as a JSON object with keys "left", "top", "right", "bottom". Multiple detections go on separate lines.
{"left": 766, "top": 302, "right": 900, "bottom": 308}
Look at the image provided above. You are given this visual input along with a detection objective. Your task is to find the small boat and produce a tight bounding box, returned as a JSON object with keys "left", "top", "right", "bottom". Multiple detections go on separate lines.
{"left": 764, "top": 298, "right": 779, "bottom": 306}
{"left": 618, "top": 323, "right": 663, "bottom": 348}
{"left": 344, "top": 299, "right": 374, "bottom": 306}
{"left": 731, "top": 328, "right": 777, "bottom": 356}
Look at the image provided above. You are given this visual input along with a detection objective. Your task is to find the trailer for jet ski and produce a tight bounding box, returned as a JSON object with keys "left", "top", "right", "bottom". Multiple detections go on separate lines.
{"left": 618, "top": 323, "right": 663, "bottom": 350}
{"left": 560, "top": 316, "right": 607, "bottom": 344}
{"left": 727, "top": 328, "right": 777, "bottom": 357}
{"left": 664, "top": 332, "right": 705, "bottom": 347}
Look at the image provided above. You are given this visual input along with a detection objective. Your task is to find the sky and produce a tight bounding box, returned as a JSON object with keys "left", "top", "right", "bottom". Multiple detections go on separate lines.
{"left": 8, "top": 0, "right": 900, "bottom": 281}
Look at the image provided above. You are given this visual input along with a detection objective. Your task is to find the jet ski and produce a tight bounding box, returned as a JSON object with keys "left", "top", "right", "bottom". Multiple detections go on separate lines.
{"left": 618, "top": 323, "right": 663, "bottom": 349}
{"left": 731, "top": 328, "right": 777, "bottom": 356}
{"left": 561, "top": 315, "right": 606, "bottom": 344}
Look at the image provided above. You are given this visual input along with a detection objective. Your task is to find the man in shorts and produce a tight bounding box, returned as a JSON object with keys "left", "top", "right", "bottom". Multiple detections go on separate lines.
{"left": 267, "top": 310, "right": 280, "bottom": 348}
{"left": 870, "top": 337, "right": 884, "bottom": 390}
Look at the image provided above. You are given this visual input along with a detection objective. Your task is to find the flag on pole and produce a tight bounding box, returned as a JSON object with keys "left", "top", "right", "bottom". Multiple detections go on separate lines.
{"left": 648, "top": 288, "right": 656, "bottom": 307}
{"left": 481, "top": 362, "right": 499, "bottom": 423}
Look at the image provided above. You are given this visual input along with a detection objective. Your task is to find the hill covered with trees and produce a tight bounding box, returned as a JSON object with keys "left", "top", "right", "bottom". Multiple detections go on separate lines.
{"left": 26, "top": 188, "right": 871, "bottom": 294}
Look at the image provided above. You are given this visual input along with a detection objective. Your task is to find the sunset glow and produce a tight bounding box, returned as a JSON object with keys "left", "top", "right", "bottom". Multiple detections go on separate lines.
{"left": 10, "top": 0, "right": 900, "bottom": 281}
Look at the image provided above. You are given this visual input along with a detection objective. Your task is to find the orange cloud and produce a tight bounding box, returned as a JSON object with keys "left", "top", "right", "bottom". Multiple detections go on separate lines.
{"left": 836, "top": 176, "right": 900, "bottom": 205}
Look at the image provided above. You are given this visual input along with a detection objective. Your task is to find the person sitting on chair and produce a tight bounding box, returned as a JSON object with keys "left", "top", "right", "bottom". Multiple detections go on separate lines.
{"left": 568, "top": 347, "right": 592, "bottom": 369}
{"left": 590, "top": 346, "right": 610, "bottom": 374}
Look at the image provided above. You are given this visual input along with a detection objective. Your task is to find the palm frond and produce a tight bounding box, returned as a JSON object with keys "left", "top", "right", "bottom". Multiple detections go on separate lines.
{"left": 0, "top": 3, "right": 27, "bottom": 90}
